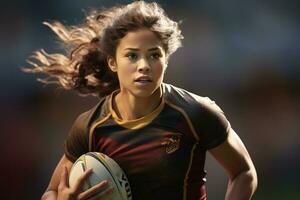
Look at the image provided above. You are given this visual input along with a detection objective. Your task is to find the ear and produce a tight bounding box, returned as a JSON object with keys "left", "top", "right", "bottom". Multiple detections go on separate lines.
{"left": 107, "top": 55, "right": 117, "bottom": 72}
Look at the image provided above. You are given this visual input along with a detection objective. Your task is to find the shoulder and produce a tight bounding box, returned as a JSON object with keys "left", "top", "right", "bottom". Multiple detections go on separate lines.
{"left": 64, "top": 96, "right": 109, "bottom": 162}
{"left": 162, "top": 82, "right": 219, "bottom": 111}
{"left": 162, "top": 83, "right": 230, "bottom": 149}
{"left": 72, "top": 96, "right": 108, "bottom": 131}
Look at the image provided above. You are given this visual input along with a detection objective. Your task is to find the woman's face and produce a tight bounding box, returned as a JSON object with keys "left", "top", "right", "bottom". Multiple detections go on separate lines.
{"left": 108, "top": 29, "right": 167, "bottom": 98}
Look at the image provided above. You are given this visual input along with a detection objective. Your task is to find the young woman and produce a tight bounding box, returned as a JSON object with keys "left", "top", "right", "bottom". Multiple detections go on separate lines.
{"left": 25, "top": 1, "right": 257, "bottom": 200}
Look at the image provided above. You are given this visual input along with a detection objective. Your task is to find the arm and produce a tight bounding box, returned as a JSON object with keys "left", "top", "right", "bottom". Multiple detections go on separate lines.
{"left": 41, "top": 154, "right": 72, "bottom": 200}
{"left": 209, "top": 129, "right": 258, "bottom": 200}
{"left": 41, "top": 154, "right": 111, "bottom": 200}
{"left": 41, "top": 155, "right": 71, "bottom": 199}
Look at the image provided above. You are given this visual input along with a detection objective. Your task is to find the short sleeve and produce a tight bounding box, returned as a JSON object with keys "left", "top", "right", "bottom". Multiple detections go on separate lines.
{"left": 64, "top": 111, "right": 90, "bottom": 162}
{"left": 195, "top": 98, "right": 231, "bottom": 150}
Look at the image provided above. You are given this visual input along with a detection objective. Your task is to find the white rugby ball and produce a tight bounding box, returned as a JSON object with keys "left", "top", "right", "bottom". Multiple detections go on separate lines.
{"left": 69, "top": 152, "right": 132, "bottom": 200}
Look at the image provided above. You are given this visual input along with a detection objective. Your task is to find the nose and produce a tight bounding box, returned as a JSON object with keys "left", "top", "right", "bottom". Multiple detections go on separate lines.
{"left": 137, "top": 58, "right": 150, "bottom": 72}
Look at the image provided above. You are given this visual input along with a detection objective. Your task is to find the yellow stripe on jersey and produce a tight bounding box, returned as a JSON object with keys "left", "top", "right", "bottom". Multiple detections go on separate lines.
{"left": 89, "top": 114, "right": 111, "bottom": 151}
{"left": 109, "top": 86, "right": 165, "bottom": 130}
{"left": 111, "top": 96, "right": 165, "bottom": 130}
{"left": 164, "top": 100, "right": 200, "bottom": 200}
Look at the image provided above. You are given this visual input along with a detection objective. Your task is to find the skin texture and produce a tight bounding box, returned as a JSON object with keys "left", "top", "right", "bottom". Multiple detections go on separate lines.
{"left": 107, "top": 28, "right": 167, "bottom": 120}
{"left": 41, "top": 29, "right": 257, "bottom": 199}
{"left": 41, "top": 29, "right": 168, "bottom": 200}
{"left": 41, "top": 155, "right": 113, "bottom": 200}
{"left": 210, "top": 129, "right": 258, "bottom": 200}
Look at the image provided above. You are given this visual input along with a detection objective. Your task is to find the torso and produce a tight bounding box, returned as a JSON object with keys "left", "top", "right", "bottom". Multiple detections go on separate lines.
{"left": 65, "top": 83, "right": 230, "bottom": 200}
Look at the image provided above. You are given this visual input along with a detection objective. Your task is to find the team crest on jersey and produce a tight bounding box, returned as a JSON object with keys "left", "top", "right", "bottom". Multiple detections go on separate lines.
{"left": 161, "top": 135, "right": 181, "bottom": 154}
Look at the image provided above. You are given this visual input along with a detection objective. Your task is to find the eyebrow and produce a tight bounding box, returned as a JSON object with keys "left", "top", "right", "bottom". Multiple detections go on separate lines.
{"left": 124, "top": 47, "right": 161, "bottom": 51}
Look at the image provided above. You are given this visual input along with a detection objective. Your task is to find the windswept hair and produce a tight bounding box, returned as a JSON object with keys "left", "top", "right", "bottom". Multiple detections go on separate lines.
{"left": 24, "top": 1, "right": 184, "bottom": 97}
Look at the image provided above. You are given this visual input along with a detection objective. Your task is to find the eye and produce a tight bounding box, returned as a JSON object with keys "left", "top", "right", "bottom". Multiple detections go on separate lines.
{"left": 126, "top": 52, "right": 138, "bottom": 61}
{"left": 150, "top": 52, "right": 162, "bottom": 60}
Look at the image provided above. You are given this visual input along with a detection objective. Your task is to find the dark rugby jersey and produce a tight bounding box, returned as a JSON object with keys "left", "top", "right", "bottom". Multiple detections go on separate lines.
{"left": 65, "top": 83, "right": 230, "bottom": 200}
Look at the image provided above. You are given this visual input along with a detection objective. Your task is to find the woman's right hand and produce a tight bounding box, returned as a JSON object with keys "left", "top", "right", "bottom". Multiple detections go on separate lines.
{"left": 57, "top": 166, "right": 113, "bottom": 200}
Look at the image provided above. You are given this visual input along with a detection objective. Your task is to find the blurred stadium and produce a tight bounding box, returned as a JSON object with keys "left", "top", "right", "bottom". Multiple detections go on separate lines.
{"left": 0, "top": 0, "right": 299, "bottom": 199}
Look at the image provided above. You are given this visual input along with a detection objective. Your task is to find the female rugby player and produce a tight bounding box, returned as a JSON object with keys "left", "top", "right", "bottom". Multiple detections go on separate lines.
{"left": 25, "top": 1, "right": 257, "bottom": 199}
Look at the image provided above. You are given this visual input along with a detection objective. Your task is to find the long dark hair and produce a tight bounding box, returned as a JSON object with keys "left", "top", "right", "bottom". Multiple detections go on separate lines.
{"left": 24, "top": 1, "right": 183, "bottom": 97}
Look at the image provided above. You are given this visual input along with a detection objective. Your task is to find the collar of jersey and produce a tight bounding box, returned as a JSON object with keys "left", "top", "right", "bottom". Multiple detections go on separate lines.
{"left": 108, "top": 85, "right": 165, "bottom": 130}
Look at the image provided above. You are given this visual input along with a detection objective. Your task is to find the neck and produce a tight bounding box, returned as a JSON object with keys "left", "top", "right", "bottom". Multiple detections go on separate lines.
{"left": 113, "top": 87, "right": 162, "bottom": 120}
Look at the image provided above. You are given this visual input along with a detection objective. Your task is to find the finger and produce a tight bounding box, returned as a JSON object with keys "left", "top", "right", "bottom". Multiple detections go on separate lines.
{"left": 82, "top": 187, "right": 114, "bottom": 200}
{"left": 58, "top": 166, "right": 68, "bottom": 189}
{"left": 78, "top": 180, "right": 109, "bottom": 200}
{"left": 71, "top": 168, "right": 93, "bottom": 193}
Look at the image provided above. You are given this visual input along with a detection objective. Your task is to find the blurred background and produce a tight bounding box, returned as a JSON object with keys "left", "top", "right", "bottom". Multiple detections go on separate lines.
{"left": 1, "top": 0, "right": 299, "bottom": 199}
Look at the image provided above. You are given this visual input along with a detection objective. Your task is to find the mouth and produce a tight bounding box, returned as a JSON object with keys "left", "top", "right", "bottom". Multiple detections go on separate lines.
{"left": 134, "top": 76, "right": 152, "bottom": 83}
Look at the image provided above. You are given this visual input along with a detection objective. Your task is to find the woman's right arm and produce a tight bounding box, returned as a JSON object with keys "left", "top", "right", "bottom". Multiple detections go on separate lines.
{"left": 41, "top": 154, "right": 112, "bottom": 200}
{"left": 41, "top": 154, "right": 72, "bottom": 200}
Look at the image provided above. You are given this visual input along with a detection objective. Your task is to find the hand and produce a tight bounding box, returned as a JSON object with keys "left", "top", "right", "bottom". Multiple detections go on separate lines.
{"left": 57, "top": 166, "right": 113, "bottom": 200}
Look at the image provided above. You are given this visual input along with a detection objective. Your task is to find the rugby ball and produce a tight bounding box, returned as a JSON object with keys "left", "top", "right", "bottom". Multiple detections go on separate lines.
{"left": 69, "top": 152, "right": 132, "bottom": 200}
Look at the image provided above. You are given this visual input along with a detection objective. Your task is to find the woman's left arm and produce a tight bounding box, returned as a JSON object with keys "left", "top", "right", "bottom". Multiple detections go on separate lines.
{"left": 209, "top": 128, "right": 258, "bottom": 200}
